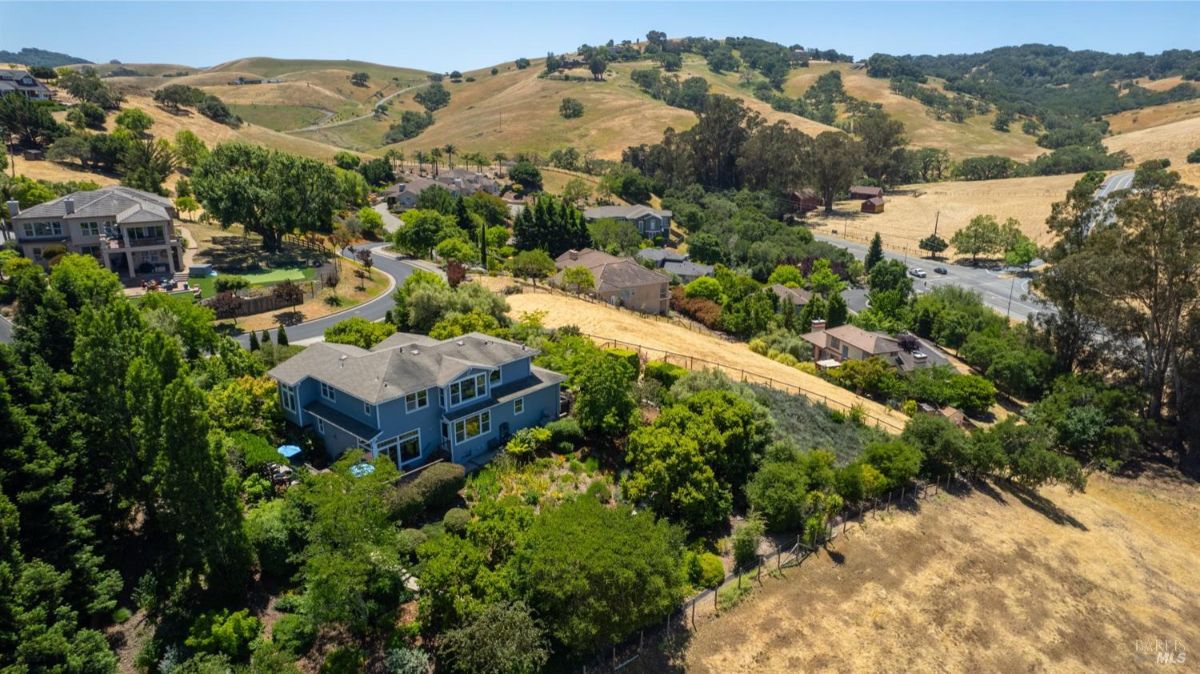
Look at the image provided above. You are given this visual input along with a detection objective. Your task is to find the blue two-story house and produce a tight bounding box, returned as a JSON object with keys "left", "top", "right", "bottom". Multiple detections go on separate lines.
{"left": 268, "top": 332, "right": 566, "bottom": 470}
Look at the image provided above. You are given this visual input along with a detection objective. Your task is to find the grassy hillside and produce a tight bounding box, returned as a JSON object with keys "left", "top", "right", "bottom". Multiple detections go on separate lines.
{"left": 784, "top": 62, "right": 1044, "bottom": 161}
{"left": 295, "top": 55, "right": 841, "bottom": 159}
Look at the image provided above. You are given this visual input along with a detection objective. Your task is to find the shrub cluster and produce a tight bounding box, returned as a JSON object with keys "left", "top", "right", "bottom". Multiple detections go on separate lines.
{"left": 386, "top": 462, "right": 467, "bottom": 522}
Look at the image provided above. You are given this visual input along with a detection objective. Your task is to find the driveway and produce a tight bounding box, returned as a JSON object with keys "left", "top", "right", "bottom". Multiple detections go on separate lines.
{"left": 373, "top": 202, "right": 405, "bottom": 234}
{"left": 814, "top": 233, "right": 1046, "bottom": 322}
{"left": 1097, "top": 170, "right": 1135, "bottom": 198}
{"left": 233, "top": 242, "right": 432, "bottom": 348}
{"left": 0, "top": 314, "right": 12, "bottom": 344}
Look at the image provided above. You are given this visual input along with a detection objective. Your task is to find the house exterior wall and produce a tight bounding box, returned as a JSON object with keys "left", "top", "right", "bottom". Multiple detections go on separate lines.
{"left": 279, "top": 356, "right": 560, "bottom": 471}
{"left": 597, "top": 282, "right": 669, "bottom": 315}
{"left": 14, "top": 212, "right": 182, "bottom": 277}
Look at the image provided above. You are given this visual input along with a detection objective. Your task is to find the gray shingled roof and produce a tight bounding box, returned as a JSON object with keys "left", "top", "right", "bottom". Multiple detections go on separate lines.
{"left": 583, "top": 204, "right": 672, "bottom": 220}
{"left": 663, "top": 260, "right": 713, "bottom": 278}
{"left": 770, "top": 284, "right": 812, "bottom": 306}
{"left": 801, "top": 324, "right": 900, "bottom": 355}
{"left": 269, "top": 332, "right": 539, "bottom": 404}
{"left": 635, "top": 248, "right": 688, "bottom": 265}
{"left": 13, "top": 186, "right": 173, "bottom": 223}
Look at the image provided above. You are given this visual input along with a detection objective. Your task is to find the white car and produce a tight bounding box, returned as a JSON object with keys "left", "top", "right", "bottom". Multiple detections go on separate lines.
{"left": 909, "top": 268, "right": 927, "bottom": 278}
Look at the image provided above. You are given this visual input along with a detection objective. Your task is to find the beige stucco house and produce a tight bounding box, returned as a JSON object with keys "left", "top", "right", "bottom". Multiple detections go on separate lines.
{"left": 8, "top": 186, "right": 185, "bottom": 279}
{"left": 554, "top": 248, "right": 670, "bottom": 315}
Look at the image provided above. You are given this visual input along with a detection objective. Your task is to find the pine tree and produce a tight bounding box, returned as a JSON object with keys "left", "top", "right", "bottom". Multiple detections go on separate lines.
{"left": 865, "top": 232, "right": 884, "bottom": 272}
{"left": 277, "top": 325, "right": 289, "bottom": 346}
{"left": 780, "top": 298, "right": 798, "bottom": 332}
{"left": 799, "top": 296, "right": 827, "bottom": 330}
{"left": 248, "top": 331, "right": 260, "bottom": 351}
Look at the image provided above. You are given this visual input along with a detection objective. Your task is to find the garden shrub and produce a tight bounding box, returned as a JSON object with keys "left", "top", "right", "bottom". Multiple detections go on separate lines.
{"left": 396, "top": 528, "right": 428, "bottom": 558}
{"left": 585, "top": 479, "right": 610, "bottom": 503}
{"left": 545, "top": 417, "right": 583, "bottom": 452}
{"left": 670, "top": 286, "right": 723, "bottom": 328}
{"left": 185, "top": 609, "right": 262, "bottom": 660}
{"left": 321, "top": 646, "right": 365, "bottom": 674}
{"left": 272, "top": 613, "right": 316, "bottom": 657}
{"left": 244, "top": 499, "right": 301, "bottom": 581}
{"left": 215, "top": 275, "right": 250, "bottom": 293}
{"left": 644, "top": 360, "right": 688, "bottom": 388}
{"left": 442, "top": 507, "right": 471, "bottom": 535}
{"left": 386, "top": 462, "right": 467, "bottom": 521}
{"left": 605, "top": 348, "right": 641, "bottom": 374}
{"left": 230, "top": 430, "right": 278, "bottom": 473}
{"left": 505, "top": 426, "right": 551, "bottom": 459}
{"left": 688, "top": 551, "right": 726, "bottom": 588}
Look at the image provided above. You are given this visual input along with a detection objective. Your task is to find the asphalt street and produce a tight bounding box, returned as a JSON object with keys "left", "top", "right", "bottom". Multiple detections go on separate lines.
{"left": 1097, "top": 170, "right": 1135, "bottom": 198}
{"left": 815, "top": 232, "right": 1045, "bottom": 321}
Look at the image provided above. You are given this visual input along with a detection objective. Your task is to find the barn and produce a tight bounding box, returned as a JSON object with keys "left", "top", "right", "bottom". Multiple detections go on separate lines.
{"left": 849, "top": 185, "right": 883, "bottom": 200}
{"left": 861, "top": 196, "right": 885, "bottom": 214}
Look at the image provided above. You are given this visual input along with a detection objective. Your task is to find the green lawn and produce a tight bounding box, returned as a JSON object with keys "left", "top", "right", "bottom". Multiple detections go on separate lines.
{"left": 193, "top": 267, "right": 316, "bottom": 298}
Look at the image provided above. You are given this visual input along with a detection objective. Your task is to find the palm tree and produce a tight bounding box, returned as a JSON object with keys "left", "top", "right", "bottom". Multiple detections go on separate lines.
{"left": 493, "top": 152, "right": 508, "bottom": 175}
{"left": 429, "top": 148, "right": 443, "bottom": 176}
{"left": 385, "top": 148, "right": 405, "bottom": 174}
{"left": 442, "top": 144, "right": 457, "bottom": 169}
{"left": 413, "top": 150, "right": 427, "bottom": 175}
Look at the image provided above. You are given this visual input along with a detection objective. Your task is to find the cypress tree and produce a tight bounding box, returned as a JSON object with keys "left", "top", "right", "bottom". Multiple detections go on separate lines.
{"left": 248, "top": 331, "right": 260, "bottom": 351}
{"left": 826, "top": 292, "right": 848, "bottom": 328}
{"left": 260, "top": 329, "right": 271, "bottom": 345}
{"left": 865, "top": 232, "right": 884, "bottom": 271}
{"left": 276, "top": 325, "right": 289, "bottom": 346}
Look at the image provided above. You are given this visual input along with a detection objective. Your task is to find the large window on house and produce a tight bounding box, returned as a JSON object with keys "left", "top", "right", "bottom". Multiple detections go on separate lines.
{"left": 280, "top": 385, "right": 297, "bottom": 413}
{"left": 378, "top": 430, "right": 421, "bottom": 466}
{"left": 320, "top": 382, "right": 336, "bottom": 402}
{"left": 453, "top": 410, "right": 491, "bottom": 444}
{"left": 490, "top": 369, "right": 501, "bottom": 385}
{"left": 23, "top": 222, "right": 62, "bottom": 238}
{"left": 513, "top": 397, "right": 524, "bottom": 415}
{"left": 448, "top": 373, "right": 487, "bottom": 407}
{"left": 405, "top": 389, "right": 428, "bottom": 412}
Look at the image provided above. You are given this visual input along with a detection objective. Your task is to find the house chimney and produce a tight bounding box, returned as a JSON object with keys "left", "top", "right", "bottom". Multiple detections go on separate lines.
{"left": 64, "top": 197, "right": 75, "bottom": 215}
{"left": 811, "top": 319, "right": 826, "bottom": 332}
{"left": 5, "top": 200, "right": 18, "bottom": 218}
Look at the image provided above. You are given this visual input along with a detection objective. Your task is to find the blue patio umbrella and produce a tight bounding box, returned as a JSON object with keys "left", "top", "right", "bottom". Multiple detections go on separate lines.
{"left": 349, "top": 462, "right": 375, "bottom": 478}
{"left": 277, "top": 444, "right": 302, "bottom": 460}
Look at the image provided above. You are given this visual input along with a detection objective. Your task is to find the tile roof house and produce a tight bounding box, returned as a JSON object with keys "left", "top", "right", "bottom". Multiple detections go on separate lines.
{"left": 555, "top": 248, "right": 670, "bottom": 315}
{"left": 0, "top": 69, "right": 53, "bottom": 100}
{"left": 382, "top": 169, "right": 499, "bottom": 210}
{"left": 583, "top": 204, "right": 673, "bottom": 239}
{"left": 268, "top": 332, "right": 566, "bottom": 469}
{"left": 8, "top": 185, "right": 184, "bottom": 279}
{"left": 800, "top": 323, "right": 948, "bottom": 372}
{"left": 770, "top": 284, "right": 813, "bottom": 307}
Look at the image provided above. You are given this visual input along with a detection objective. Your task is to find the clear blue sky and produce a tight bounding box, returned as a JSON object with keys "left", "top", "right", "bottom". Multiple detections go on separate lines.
{"left": 2, "top": 1, "right": 1198, "bottom": 71}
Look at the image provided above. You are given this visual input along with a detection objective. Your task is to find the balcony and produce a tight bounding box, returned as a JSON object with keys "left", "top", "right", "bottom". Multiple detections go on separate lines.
{"left": 102, "top": 234, "right": 179, "bottom": 249}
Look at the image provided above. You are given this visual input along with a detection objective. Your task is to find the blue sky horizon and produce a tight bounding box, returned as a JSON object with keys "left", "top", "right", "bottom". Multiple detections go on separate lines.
{"left": 2, "top": 1, "right": 1198, "bottom": 72}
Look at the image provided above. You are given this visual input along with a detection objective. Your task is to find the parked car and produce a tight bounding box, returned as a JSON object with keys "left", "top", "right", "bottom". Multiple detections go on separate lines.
{"left": 933, "top": 266, "right": 948, "bottom": 275}
{"left": 909, "top": 268, "right": 927, "bottom": 278}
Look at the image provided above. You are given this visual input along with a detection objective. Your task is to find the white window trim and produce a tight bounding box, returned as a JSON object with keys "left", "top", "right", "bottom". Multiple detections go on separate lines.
{"left": 80, "top": 222, "right": 100, "bottom": 237}
{"left": 405, "top": 389, "right": 429, "bottom": 412}
{"left": 489, "top": 368, "right": 502, "bottom": 385}
{"left": 320, "top": 381, "right": 336, "bottom": 402}
{"left": 447, "top": 373, "right": 488, "bottom": 408}
{"left": 315, "top": 417, "right": 325, "bottom": 434}
{"left": 453, "top": 409, "right": 492, "bottom": 446}
{"left": 363, "top": 402, "right": 374, "bottom": 416}
{"left": 280, "top": 384, "right": 297, "bottom": 413}
{"left": 379, "top": 428, "right": 422, "bottom": 466}
{"left": 513, "top": 397, "right": 524, "bottom": 415}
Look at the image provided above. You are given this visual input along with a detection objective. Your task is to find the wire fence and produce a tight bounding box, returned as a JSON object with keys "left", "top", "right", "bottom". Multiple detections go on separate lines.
{"left": 586, "top": 334, "right": 907, "bottom": 434}
{"left": 578, "top": 472, "right": 965, "bottom": 673}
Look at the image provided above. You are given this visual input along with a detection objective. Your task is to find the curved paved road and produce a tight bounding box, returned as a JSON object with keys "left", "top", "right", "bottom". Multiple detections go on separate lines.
{"left": 233, "top": 243, "right": 429, "bottom": 348}
{"left": 287, "top": 82, "right": 428, "bottom": 133}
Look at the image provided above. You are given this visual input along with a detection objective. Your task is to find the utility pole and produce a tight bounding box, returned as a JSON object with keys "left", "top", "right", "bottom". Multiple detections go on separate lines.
{"left": 933, "top": 210, "right": 940, "bottom": 236}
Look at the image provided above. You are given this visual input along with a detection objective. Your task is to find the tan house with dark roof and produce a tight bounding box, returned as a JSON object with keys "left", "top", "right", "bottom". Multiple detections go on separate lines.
{"left": 554, "top": 248, "right": 670, "bottom": 315}
{"left": 801, "top": 323, "right": 948, "bottom": 372}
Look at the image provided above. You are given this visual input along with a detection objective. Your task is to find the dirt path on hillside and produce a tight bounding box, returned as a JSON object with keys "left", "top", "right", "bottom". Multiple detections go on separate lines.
{"left": 675, "top": 470, "right": 1200, "bottom": 673}
{"left": 479, "top": 280, "right": 910, "bottom": 433}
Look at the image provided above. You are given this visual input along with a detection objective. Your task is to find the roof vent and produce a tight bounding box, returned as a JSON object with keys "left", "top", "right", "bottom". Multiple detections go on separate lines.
{"left": 456, "top": 340, "right": 464, "bottom": 346}
{"left": 410, "top": 348, "right": 420, "bottom": 355}
{"left": 339, "top": 354, "right": 348, "bottom": 368}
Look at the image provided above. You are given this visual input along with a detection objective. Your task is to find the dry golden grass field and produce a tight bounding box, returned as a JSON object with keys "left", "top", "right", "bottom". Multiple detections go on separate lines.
{"left": 473, "top": 277, "right": 909, "bottom": 432}
{"left": 784, "top": 62, "right": 1044, "bottom": 161}
{"left": 677, "top": 469, "right": 1200, "bottom": 673}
